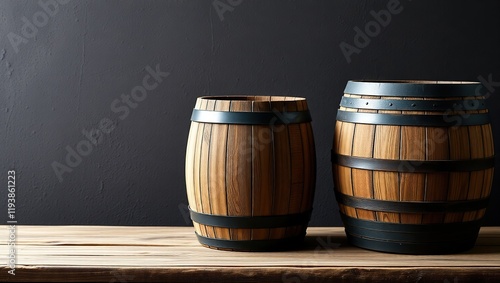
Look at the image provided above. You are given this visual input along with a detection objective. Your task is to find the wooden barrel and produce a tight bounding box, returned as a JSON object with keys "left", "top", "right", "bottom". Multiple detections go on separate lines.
{"left": 332, "top": 80, "right": 495, "bottom": 254}
{"left": 185, "top": 96, "right": 316, "bottom": 251}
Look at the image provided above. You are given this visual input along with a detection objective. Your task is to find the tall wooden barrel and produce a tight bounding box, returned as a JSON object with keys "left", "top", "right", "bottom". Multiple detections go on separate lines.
{"left": 332, "top": 80, "right": 495, "bottom": 254}
{"left": 185, "top": 96, "right": 316, "bottom": 251}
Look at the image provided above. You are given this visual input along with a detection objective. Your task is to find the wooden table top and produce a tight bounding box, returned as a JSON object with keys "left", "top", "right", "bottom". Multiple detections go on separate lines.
{"left": 1, "top": 226, "right": 499, "bottom": 282}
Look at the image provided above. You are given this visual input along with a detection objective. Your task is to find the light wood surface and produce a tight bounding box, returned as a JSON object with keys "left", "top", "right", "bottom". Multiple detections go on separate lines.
{"left": 1, "top": 226, "right": 500, "bottom": 282}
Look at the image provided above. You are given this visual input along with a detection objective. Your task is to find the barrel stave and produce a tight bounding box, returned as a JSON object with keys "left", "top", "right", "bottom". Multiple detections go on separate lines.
{"left": 208, "top": 100, "right": 231, "bottom": 240}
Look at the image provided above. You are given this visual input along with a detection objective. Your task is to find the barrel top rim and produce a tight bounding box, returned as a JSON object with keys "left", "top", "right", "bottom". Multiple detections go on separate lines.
{"left": 348, "top": 80, "right": 480, "bottom": 85}
{"left": 197, "top": 95, "right": 307, "bottom": 102}
{"left": 345, "top": 80, "right": 483, "bottom": 97}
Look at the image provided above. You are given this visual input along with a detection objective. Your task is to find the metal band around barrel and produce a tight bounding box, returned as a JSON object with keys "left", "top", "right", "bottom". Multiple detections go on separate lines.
{"left": 341, "top": 213, "right": 481, "bottom": 242}
{"left": 332, "top": 153, "right": 495, "bottom": 172}
{"left": 336, "top": 110, "right": 490, "bottom": 126}
{"left": 195, "top": 232, "right": 305, "bottom": 251}
{"left": 344, "top": 81, "right": 483, "bottom": 97}
{"left": 191, "top": 109, "right": 312, "bottom": 125}
{"left": 340, "top": 213, "right": 481, "bottom": 254}
{"left": 340, "top": 213, "right": 482, "bottom": 233}
{"left": 189, "top": 207, "right": 312, "bottom": 229}
{"left": 335, "top": 191, "right": 490, "bottom": 213}
{"left": 340, "top": 96, "right": 487, "bottom": 111}
{"left": 346, "top": 223, "right": 477, "bottom": 243}
{"left": 346, "top": 235, "right": 477, "bottom": 254}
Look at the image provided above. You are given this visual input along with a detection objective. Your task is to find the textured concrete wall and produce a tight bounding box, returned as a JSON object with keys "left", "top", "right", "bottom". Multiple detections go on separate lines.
{"left": 1, "top": 0, "right": 499, "bottom": 226}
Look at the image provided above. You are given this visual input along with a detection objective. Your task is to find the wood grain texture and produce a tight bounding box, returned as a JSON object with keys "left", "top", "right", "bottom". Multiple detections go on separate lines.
{"left": 399, "top": 97, "right": 426, "bottom": 224}
{"left": 478, "top": 123, "right": 495, "bottom": 219}
{"left": 423, "top": 126, "right": 449, "bottom": 224}
{"left": 445, "top": 125, "right": 471, "bottom": 223}
{"left": 200, "top": 99, "right": 216, "bottom": 238}
{"left": 185, "top": 98, "right": 203, "bottom": 236}
{"left": 464, "top": 116, "right": 485, "bottom": 222}
{"left": 226, "top": 100, "right": 253, "bottom": 241}
{"left": 335, "top": 102, "right": 357, "bottom": 218}
{"left": 185, "top": 96, "right": 315, "bottom": 247}
{"left": 351, "top": 95, "right": 377, "bottom": 220}
{"left": 333, "top": 92, "right": 494, "bottom": 230}
{"left": 251, "top": 99, "right": 274, "bottom": 240}
{"left": 372, "top": 97, "right": 401, "bottom": 224}
{"left": 333, "top": 120, "right": 348, "bottom": 216}
{"left": 270, "top": 98, "right": 292, "bottom": 239}
{"left": 285, "top": 100, "right": 306, "bottom": 237}
{"left": 1, "top": 226, "right": 500, "bottom": 282}
{"left": 417, "top": 96, "right": 450, "bottom": 224}
{"left": 209, "top": 100, "right": 231, "bottom": 240}
{"left": 299, "top": 99, "right": 316, "bottom": 216}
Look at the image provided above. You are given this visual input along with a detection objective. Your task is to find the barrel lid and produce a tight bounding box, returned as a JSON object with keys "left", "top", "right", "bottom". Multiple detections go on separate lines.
{"left": 198, "top": 95, "right": 307, "bottom": 102}
{"left": 344, "top": 80, "right": 483, "bottom": 97}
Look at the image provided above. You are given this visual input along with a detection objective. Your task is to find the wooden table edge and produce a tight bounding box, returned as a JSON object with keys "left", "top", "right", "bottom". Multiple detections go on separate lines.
{"left": 3, "top": 266, "right": 500, "bottom": 282}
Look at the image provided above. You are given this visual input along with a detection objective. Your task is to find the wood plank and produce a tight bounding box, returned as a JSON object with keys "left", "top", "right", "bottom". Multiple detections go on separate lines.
{"left": 373, "top": 101, "right": 401, "bottom": 223}
{"left": 445, "top": 125, "right": 471, "bottom": 223}
{"left": 284, "top": 99, "right": 305, "bottom": 237}
{"left": 422, "top": 97, "right": 452, "bottom": 224}
{"left": 477, "top": 123, "right": 495, "bottom": 219}
{"left": 194, "top": 98, "right": 210, "bottom": 236}
{"left": 2, "top": 226, "right": 500, "bottom": 281}
{"left": 185, "top": 98, "right": 203, "bottom": 236}
{"left": 351, "top": 95, "right": 377, "bottom": 220}
{"left": 333, "top": 121, "right": 349, "bottom": 216}
{"left": 423, "top": 126, "right": 449, "bottom": 224}
{"left": 399, "top": 98, "right": 426, "bottom": 224}
{"left": 336, "top": 103, "right": 357, "bottom": 218}
{"left": 250, "top": 98, "right": 274, "bottom": 240}
{"left": 226, "top": 100, "right": 252, "bottom": 241}
{"left": 185, "top": 98, "right": 199, "bottom": 211}
{"left": 2, "top": 226, "right": 499, "bottom": 267}
{"left": 351, "top": 129, "right": 375, "bottom": 220}
{"left": 209, "top": 100, "right": 231, "bottom": 240}
{"left": 270, "top": 98, "right": 292, "bottom": 238}
{"left": 464, "top": 123, "right": 485, "bottom": 222}
{"left": 200, "top": 99, "right": 216, "bottom": 238}
{"left": 2, "top": 267, "right": 500, "bottom": 283}
{"left": 300, "top": 101, "right": 315, "bottom": 215}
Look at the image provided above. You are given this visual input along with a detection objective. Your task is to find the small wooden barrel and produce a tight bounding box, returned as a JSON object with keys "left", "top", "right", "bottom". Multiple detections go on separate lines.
{"left": 185, "top": 96, "right": 316, "bottom": 251}
{"left": 332, "top": 80, "right": 495, "bottom": 254}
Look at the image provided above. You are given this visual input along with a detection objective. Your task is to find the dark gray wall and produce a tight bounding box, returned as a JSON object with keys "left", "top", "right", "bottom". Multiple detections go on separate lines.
{"left": 1, "top": 0, "right": 499, "bottom": 226}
